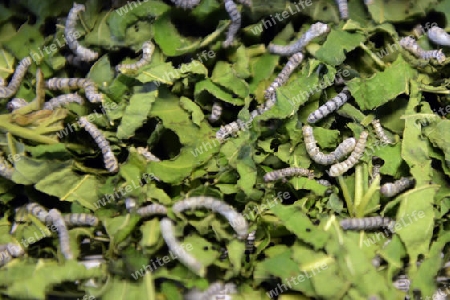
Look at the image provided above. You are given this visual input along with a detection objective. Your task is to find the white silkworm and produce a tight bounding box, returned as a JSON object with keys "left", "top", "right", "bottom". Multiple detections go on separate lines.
{"left": 380, "top": 177, "right": 415, "bottom": 197}
{"left": 172, "top": 197, "right": 249, "bottom": 240}
{"left": 303, "top": 125, "right": 356, "bottom": 165}
{"left": 223, "top": 0, "right": 242, "bottom": 48}
{"left": 0, "top": 57, "right": 32, "bottom": 99}
{"left": 136, "top": 204, "right": 168, "bottom": 217}
{"left": 136, "top": 147, "right": 160, "bottom": 162}
{"left": 268, "top": 22, "right": 330, "bottom": 56}
{"left": 316, "top": 179, "right": 332, "bottom": 187}
{"left": 265, "top": 53, "right": 303, "bottom": 98}
{"left": 63, "top": 213, "right": 98, "bottom": 227}
{"left": 116, "top": 41, "right": 155, "bottom": 72}
{"left": 48, "top": 209, "right": 73, "bottom": 260}
{"left": 335, "top": 0, "right": 348, "bottom": 19}
{"left": 160, "top": 217, "right": 205, "bottom": 276}
{"left": 427, "top": 26, "right": 450, "bottom": 46}
{"left": 263, "top": 167, "right": 314, "bottom": 182}
{"left": 371, "top": 119, "right": 393, "bottom": 145}
{"left": 399, "top": 36, "right": 446, "bottom": 63}
{"left": 339, "top": 216, "right": 395, "bottom": 231}
{"left": 216, "top": 119, "right": 250, "bottom": 142}
{"left": 7, "top": 98, "right": 28, "bottom": 112}
{"left": 43, "top": 93, "right": 84, "bottom": 110}
{"left": 307, "top": 87, "right": 351, "bottom": 123}
{"left": 0, "top": 243, "right": 24, "bottom": 268}
{"left": 125, "top": 197, "right": 137, "bottom": 212}
{"left": 78, "top": 116, "right": 119, "bottom": 173}
{"left": 0, "top": 157, "right": 14, "bottom": 180}
{"left": 23, "top": 203, "right": 50, "bottom": 224}
{"left": 209, "top": 102, "right": 223, "bottom": 123}
{"left": 65, "top": 3, "right": 98, "bottom": 62}
{"left": 245, "top": 230, "right": 256, "bottom": 254}
{"left": 46, "top": 78, "right": 103, "bottom": 103}
{"left": 185, "top": 282, "right": 237, "bottom": 300}
{"left": 393, "top": 275, "right": 410, "bottom": 292}
{"left": 328, "top": 131, "right": 368, "bottom": 177}
{"left": 169, "top": 0, "right": 201, "bottom": 9}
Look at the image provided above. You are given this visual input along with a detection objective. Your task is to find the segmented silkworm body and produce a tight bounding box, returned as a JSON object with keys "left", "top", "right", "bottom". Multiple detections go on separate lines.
{"left": 432, "top": 289, "right": 448, "bottom": 300}
{"left": 427, "top": 26, "right": 450, "bottom": 46}
{"left": 185, "top": 282, "right": 238, "bottom": 300}
{"left": 340, "top": 217, "right": 395, "bottom": 231}
{"left": 43, "top": 93, "right": 84, "bottom": 110}
{"left": 63, "top": 213, "right": 98, "bottom": 227}
{"left": 328, "top": 131, "right": 368, "bottom": 177}
{"left": 125, "top": 197, "right": 137, "bottom": 212}
{"left": 316, "top": 179, "right": 332, "bottom": 187}
{"left": 245, "top": 230, "right": 256, "bottom": 254}
{"left": 0, "top": 243, "right": 24, "bottom": 267}
{"left": 268, "top": 22, "right": 330, "bottom": 56}
{"left": 265, "top": 53, "right": 303, "bottom": 99}
{"left": 263, "top": 167, "right": 314, "bottom": 182}
{"left": 116, "top": 41, "right": 154, "bottom": 72}
{"left": 160, "top": 217, "right": 205, "bottom": 276}
{"left": 0, "top": 57, "right": 32, "bottom": 99}
{"left": 45, "top": 78, "right": 103, "bottom": 103}
{"left": 48, "top": 209, "right": 73, "bottom": 260}
{"left": 7, "top": 98, "right": 28, "bottom": 112}
{"left": 23, "top": 203, "right": 50, "bottom": 224}
{"left": 371, "top": 119, "right": 393, "bottom": 145}
{"left": 216, "top": 119, "right": 250, "bottom": 142}
{"left": 393, "top": 275, "right": 410, "bottom": 292}
{"left": 307, "top": 87, "right": 351, "bottom": 123}
{"left": 65, "top": 3, "right": 98, "bottom": 62}
{"left": 380, "top": 177, "right": 415, "bottom": 197}
{"left": 0, "top": 157, "right": 14, "bottom": 180}
{"left": 172, "top": 197, "right": 249, "bottom": 240}
{"left": 335, "top": 0, "right": 348, "bottom": 19}
{"left": 399, "top": 36, "right": 446, "bottom": 63}
{"left": 136, "top": 204, "right": 168, "bottom": 217}
{"left": 209, "top": 102, "right": 223, "bottom": 122}
{"left": 303, "top": 125, "right": 356, "bottom": 165}
{"left": 136, "top": 147, "right": 160, "bottom": 162}
{"left": 78, "top": 116, "right": 119, "bottom": 173}
{"left": 169, "top": 0, "right": 201, "bottom": 9}
{"left": 223, "top": 0, "right": 241, "bottom": 48}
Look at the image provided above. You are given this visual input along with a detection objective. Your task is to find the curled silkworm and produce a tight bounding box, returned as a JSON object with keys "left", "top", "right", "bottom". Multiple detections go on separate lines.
{"left": 328, "top": 131, "right": 368, "bottom": 177}
{"left": 380, "top": 177, "right": 415, "bottom": 197}
{"left": 427, "top": 26, "right": 450, "bottom": 46}
{"left": 265, "top": 53, "right": 303, "bottom": 99}
{"left": 65, "top": 3, "right": 98, "bottom": 62}
{"left": 172, "top": 197, "right": 249, "bottom": 240}
{"left": 7, "top": 98, "right": 28, "bottom": 112}
{"left": 307, "top": 87, "right": 351, "bottom": 123}
{"left": 393, "top": 275, "right": 410, "bottom": 292}
{"left": 169, "top": 0, "right": 201, "bottom": 9}
{"left": 63, "top": 213, "right": 98, "bottom": 227}
{"left": 78, "top": 116, "right": 119, "bottom": 173}
{"left": 0, "top": 57, "right": 32, "bottom": 99}
{"left": 303, "top": 125, "right": 356, "bottom": 165}
{"left": 245, "top": 230, "right": 256, "bottom": 254}
{"left": 371, "top": 119, "right": 393, "bottom": 145}
{"left": 136, "top": 147, "right": 160, "bottom": 162}
{"left": 45, "top": 78, "right": 103, "bottom": 103}
{"left": 223, "top": 0, "right": 242, "bottom": 48}
{"left": 335, "top": 0, "right": 348, "bottom": 19}
{"left": 263, "top": 167, "right": 314, "bottom": 182}
{"left": 399, "top": 36, "right": 446, "bottom": 63}
{"left": 116, "top": 41, "right": 154, "bottom": 72}
{"left": 48, "top": 209, "right": 73, "bottom": 260}
{"left": 216, "top": 119, "right": 250, "bottom": 142}
{"left": 160, "top": 217, "right": 205, "bottom": 276}
{"left": 43, "top": 93, "right": 84, "bottom": 110}
{"left": 0, "top": 157, "right": 14, "bottom": 180}
{"left": 209, "top": 102, "right": 223, "bottom": 123}
{"left": 136, "top": 204, "right": 168, "bottom": 217}
{"left": 268, "top": 22, "right": 330, "bottom": 56}
{"left": 340, "top": 216, "right": 395, "bottom": 231}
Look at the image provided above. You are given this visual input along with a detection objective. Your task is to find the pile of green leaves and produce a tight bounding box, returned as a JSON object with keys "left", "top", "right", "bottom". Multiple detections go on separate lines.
{"left": 1, "top": 0, "right": 450, "bottom": 299}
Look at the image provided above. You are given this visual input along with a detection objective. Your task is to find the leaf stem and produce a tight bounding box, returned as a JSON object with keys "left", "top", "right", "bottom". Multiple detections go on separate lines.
{"left": 0, "top": 115, "right": 58, "bottom": 144}
{"left": 357, "top": 175, "right": 380, "bottom": 217}
{"left": 337, "top": 175, "right": 354, "bottom": 217}
{"left": 359, "top": 42, "right": 386, "bottom": 69}
{"left": 354, "top": 164, "right": 363, "bottom": 211}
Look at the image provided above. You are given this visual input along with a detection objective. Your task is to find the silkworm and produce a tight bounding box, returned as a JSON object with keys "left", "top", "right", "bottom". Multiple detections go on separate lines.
{"left": 263, "top": 167, "right": 314, "bottom": 182}
{"left": 125, "top": 197, "right": 137, "bottom": 212}
{"left": 371, "top": 119, "right": 393, "bottom": 145}
{"left": 0, "top": 57, "right": 32, "bottom": 99}
{"left": 46, "top": 78, "right": 103, "bottom": 103}
{"left": 0, "top": 243, "right": 23, "bottom": 267}
{"left": 209, "top": 102, "right": 223, "bottom": 123}
{"left": 48, "top": 209, "right": 73, "bottom": 260}
{"left": 339, "top": 216, "right": 395, "bottom": 231}
{"left": 160, "top": 217, "right": 205, "bottom": 276}
{"left": 268, "top": 22, "right": 330, "bottom": 56}
{"left": 7, "top": 98, "right": 28, "bottom": 112}
{"left": 136, "top": 204, "right": 168, "bottom": 217}
{"left": 433, "top": 289, "right": 448, "bottom": 300}
{"left": 185, "top": 282, "right": 237, "bottom": 300}
{"left": 316, "top": 179, "right": 332, "bottom": 187}
{"left": 78, "top": 116, "right": 119, "bottom": 173}
{"left": 63, "top": 213, "right": 98, "bottom": 227}
{"left": 172, "top": 197, "right": 249, "bottom": 240}
{"left": 265, "top": 53, "right": 303, "bottom": 99}
{"left": 307, "top": 87, "right": 351, "bottom": 123}
{"left": 335, "top": 0, "right": 348, "bottom": 19}
{"left": 303, "top": 125, "right": 356, "bottom": 165}
{"left": 380, "top": 177, "right": 415, "bottom": 197}
{"left": 399, "top": 36, "right": 446, "bottom": 63}
{"left": 23, "top": 203, "right": 50, "bottom": 224}
{"left": 116, "top": 41, "right": 154, "bottom": 72}
{"left": 427, "top": 26, "right": 450, "bottom": 46}
{"left": 216, "top": 119, "right": 250, "bottom": 142}
{"left": 245, "top": 230, "right": 256, "bottom": 254}
{"left": 136, "top": 147, "right": 160, "bottom": 162}
{"left": 392, "top": 275, "right": 410, "bottom": 292}
{"left": 223, "top": 0, "right": 242, "bottom": 48}
{"left": 0, "top": 157, "right": 14, "bottom": 180}
{"left": 65, "top": 3, "right": 99, "bottom": 62}
{"left": 328, "top": 131, "right": 368, "bottom": 177}
{"left": 169, "top": 0, "right": 201, "bottom": 9}
{"left": 0, "top": 78, "right": 4, "bottom": 86}
{"left": 43, "top": 93, "right": 84, "bottom": 110}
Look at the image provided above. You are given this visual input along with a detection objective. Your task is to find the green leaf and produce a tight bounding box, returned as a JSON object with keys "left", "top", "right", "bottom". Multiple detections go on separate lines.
{"left": 195, "top": 79, "right": 245, "bottom": 105}
{"left": 315, "top": 29, "right": 366, "bottom": 65}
